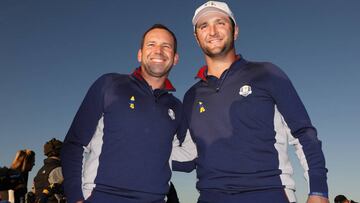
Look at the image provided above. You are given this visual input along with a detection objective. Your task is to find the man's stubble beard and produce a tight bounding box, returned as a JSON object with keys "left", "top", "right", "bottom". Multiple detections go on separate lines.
{"left": 198, "top": 33, "right": 235, "bottom": 58}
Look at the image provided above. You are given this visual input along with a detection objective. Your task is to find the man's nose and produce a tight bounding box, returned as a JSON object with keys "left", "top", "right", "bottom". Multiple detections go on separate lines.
{"left": 209, "top": 24, "right": 218, "bottom": 36}
{"left": 153, "top": 45, "right": 163, "bottom": 53}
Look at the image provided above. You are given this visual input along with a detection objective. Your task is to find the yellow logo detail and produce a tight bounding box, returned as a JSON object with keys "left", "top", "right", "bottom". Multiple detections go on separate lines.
{"left": 198, "top": 101, "right": 206, "bottom": 113}
{"left": 129, "top": 96, "right": 135, "bottom": 109}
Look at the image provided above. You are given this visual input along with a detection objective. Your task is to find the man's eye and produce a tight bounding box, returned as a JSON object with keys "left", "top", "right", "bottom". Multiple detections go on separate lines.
{"left": 199, "top": 24, "right": 207, "bottom": 30}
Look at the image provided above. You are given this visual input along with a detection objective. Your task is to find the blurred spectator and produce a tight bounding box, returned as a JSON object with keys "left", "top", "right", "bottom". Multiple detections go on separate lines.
{"left": 334, "top": 194, "right": 358, "bottom": 203}
{"left": 33, "top": 138, "right": 65, "bottom": 203}
{"left": 3, "top": 150, "right": 36, "bottom": 203}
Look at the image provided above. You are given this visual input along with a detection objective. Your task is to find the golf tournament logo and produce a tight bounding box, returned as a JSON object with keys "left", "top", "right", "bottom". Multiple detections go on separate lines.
{"left": 239, "top": 85, "right": 252, "bottom": 97}
{"left": 198, "top": 101, "right": 206, "bottom": 113}
{"left": 129, "top": 96, "right": 135, "bottom": 109}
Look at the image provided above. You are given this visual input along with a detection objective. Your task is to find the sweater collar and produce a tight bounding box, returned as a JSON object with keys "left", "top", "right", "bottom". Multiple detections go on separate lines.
{"left": 196, "top": 55, "right": 245, "bottom": 81}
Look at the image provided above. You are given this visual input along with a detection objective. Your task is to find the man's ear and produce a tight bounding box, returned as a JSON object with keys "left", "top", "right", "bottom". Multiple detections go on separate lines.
{"left": 234, "top": 25, "right": 239, "bottom": 40}
{"left": 137, "top": 49, "right": 142, "bottom": 63}
{"left": 194, "top": 31, "right": 200, "bottom": 46}
{"left": 173, "top": 53, "right": 179, "bottom": 66}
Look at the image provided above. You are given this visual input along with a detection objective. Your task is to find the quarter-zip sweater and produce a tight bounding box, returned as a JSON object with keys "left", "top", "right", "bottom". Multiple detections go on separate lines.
{"left": 61, "top": 68, "right": 185, "bottom": 203}
{"left": 182, "top": 56, "right": 328, "bottom": 200}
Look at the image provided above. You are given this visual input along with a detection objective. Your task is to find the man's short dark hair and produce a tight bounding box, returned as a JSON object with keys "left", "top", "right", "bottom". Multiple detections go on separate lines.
{"left": 229, "top": 17, "right": 235, "bottom": 34}
{"left": 140, "top": 24, "right": 177, "bottom": 53}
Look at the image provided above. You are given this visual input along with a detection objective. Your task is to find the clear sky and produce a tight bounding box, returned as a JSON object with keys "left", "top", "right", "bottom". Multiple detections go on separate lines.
{"left": 1, "top": 1, "right": 359, "bottom": 202}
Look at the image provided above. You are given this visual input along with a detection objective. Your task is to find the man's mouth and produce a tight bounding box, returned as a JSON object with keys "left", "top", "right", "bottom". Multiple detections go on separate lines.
{"left": 208, "top": 38, "right": 222, "bottom": 44}
{"left": 151, "top": 58, "right": 166, "bottom": 63}
{"left": 150, "top": 55, "right": 167, "bottom": 62}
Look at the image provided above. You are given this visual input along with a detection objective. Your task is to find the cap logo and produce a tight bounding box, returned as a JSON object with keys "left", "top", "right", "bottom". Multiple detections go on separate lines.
{"left": 168, "top": 109, "right": 175, "bottom": 120}
{"left": 205, "top": 1, "right": 216, "bottom": 7}
{"left": 239, "top": 85, "right": 252, "bottom": 97}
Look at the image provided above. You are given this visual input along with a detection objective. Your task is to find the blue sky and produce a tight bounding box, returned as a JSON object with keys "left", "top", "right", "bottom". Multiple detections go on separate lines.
{"left": 1, "top": 1, "right": 359, "bottom": 202}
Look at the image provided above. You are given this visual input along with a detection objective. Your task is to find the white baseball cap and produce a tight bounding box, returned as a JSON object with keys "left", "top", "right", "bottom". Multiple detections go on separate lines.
{"left": 192, "top": 1, "right": 236, "bottom": 29}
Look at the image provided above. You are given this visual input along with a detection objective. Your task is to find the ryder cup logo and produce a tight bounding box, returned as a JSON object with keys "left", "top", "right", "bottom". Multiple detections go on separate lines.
{"left": 168, "top": 109, "right": 175, "bottom": 120}
{"left": 239, "top": 85, "right": 252, "bottom": 97}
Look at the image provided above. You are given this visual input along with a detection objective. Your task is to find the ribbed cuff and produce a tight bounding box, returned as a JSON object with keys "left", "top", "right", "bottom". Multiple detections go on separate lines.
{"left": 309, "top": 175, "right": 328, "bottom": 195}
{"left": 309, "top": 191, "right": 328, "bottom": 198}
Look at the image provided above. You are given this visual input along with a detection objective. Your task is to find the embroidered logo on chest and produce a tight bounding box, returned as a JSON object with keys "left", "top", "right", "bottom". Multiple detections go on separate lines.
{"left": 239, "top": 85, "right": 252, "bottom": 97}
{"left": 129, "top": 96, "right": 135, "bottom": 109}
{"left": 198, "top": 101, "right": 206, "bottom": 113}
{"left": 168, "top": 109, "right": 176, "bottom": 120}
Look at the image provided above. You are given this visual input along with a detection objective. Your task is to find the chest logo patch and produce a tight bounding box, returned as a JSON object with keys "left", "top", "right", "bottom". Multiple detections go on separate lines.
{"left": 198, "top": 101, "right": 206, "bottom": 113}
{"left": 129, "top": 96, "right": 135, "bottom": 109}
{"left": 239, "top": 85, "right": 252, "bottom": 97}
{"left": 168, "top": 109, "right": 175, "bottom": 120}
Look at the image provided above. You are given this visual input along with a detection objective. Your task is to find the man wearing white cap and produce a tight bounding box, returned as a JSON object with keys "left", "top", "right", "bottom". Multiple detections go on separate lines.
{"left": 181, "top": 1, "right": 329, "bottom": 202}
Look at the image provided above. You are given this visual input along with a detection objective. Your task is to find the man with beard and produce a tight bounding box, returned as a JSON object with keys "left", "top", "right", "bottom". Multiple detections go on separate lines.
{"left": 180, "top": 1, "right": 329, "bottom": 203}
{"left": 61, "top": 24, "right": 195, "bottom": 203}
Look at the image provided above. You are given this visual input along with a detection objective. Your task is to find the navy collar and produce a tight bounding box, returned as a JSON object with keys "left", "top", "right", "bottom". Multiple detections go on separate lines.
{"left": 196, "top": 55, "right": 246, "bottom": 82}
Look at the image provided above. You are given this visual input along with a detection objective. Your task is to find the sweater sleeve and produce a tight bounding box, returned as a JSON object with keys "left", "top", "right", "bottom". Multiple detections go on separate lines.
{"left": 171, "top": 108, "right": 197, "bottom": 172}
{"left": 267, "top": 64, "right": 328, "bottom": 196}
{"left": 61, "top": 74, "right": 111, "bottom": 202}
{"left": 171, "top": 130, "right": 197, "bottom": 172}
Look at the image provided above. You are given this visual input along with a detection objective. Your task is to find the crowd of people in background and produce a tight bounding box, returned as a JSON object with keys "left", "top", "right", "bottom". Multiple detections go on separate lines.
{"left": 0, "top": 142, "right": 357, "bottom": 203}
{"left": 0, "top": 139, "right": 180, "bottom": 203}
{"left": 0, "top": 139, "right": 64, "bottom": 203}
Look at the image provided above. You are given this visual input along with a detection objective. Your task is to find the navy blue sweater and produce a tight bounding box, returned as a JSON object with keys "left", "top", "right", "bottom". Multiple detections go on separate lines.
{"left": 182, "top": 56, "right": 328, "bottom": 200}
{"left": 61, "top": 68, "right": 185, "bottom": 202}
